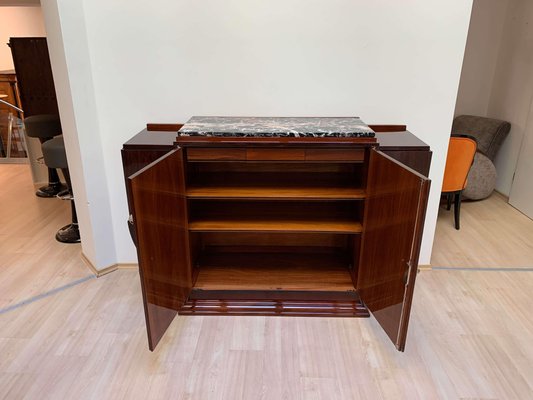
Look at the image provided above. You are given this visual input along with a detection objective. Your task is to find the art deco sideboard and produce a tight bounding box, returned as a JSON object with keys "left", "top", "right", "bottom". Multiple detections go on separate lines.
{"left": 121, "top": 117, "right": 432, "bottom": 352}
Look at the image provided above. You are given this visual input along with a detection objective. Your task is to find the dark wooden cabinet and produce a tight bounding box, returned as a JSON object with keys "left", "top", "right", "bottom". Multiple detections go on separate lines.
{"left": 122, "top": 123, "right": 431, "bottom": 352}
{"left": 0, "top": 70, "right": 23, "bottom": 157}
{"left": 9, "top": 37, "right": 59, "bottom": 118}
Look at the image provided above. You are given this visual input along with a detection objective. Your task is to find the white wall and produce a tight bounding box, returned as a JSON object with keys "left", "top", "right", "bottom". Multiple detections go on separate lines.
{"left": 455, "top": 0, "right": 533, "bottom": 197}
{"left": 41, "top": 0, "right": 116, "bottom": 269}
{"left": 0, "top": 6, "right": 46, "bottom": 70}
{"left": 41, "top": 0, "right": 472, "bottom": 269}
{"left": 455, "top": 0, "right": 509, "bottom": 117}
{"left": 488, "top": 0, "right": 533, "bottom": 196}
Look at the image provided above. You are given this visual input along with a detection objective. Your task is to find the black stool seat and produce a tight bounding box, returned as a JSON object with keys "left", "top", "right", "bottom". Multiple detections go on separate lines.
{"left": 24, "top": 114, "right": 62, "bottom": 139}
{"left": 41, "top": 135, "right": 80, "bottom": 244}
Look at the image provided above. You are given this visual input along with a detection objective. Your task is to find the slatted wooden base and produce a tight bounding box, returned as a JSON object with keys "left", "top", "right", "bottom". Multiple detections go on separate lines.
{"left": 179, "top": 290, "right": 370, "bottom": 317}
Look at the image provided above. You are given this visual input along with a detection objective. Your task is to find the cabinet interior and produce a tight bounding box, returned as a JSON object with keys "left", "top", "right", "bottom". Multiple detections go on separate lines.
{"left": 185, "top": 159, "right": 366, "bottom": 293}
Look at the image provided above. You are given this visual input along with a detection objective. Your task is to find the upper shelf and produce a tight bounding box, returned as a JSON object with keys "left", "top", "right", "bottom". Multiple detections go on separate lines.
{"left": 188, "top": 218, "right": 363, "bottom": 234}
{"left": 186, "top": 185, "right": 365, "bottom": 200}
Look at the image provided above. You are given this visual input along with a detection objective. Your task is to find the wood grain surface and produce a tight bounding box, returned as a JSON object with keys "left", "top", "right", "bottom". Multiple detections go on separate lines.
{"left": 193, "top": 251, "right": 354, "bottom": 291}
{"left": 130, "top": 149, "right": 192, "bottom": 350}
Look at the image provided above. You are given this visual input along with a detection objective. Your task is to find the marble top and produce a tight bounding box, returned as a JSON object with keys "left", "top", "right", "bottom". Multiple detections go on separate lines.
{"left": 177, "top": 116, "right": 375, "bottom": 138}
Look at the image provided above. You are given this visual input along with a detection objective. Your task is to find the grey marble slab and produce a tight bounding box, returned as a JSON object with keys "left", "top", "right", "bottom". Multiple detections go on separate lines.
{"left": 178, "top": 116, "right": 375, "bottom": 138}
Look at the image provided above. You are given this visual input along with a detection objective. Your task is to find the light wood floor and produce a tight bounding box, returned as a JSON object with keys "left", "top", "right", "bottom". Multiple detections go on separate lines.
{"left": 431, "top": 193, "right": 533, "bottom": 268}
{"left": 1, "top": 164, "right": 532, "bottom": 399}
{"left": 0, "top": 165, "right": 90, "bottom": 310}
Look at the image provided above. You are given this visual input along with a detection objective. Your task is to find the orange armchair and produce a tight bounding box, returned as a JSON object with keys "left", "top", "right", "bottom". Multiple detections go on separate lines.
{"left": 442, "top": 135, "right": 477, "bottom": 229}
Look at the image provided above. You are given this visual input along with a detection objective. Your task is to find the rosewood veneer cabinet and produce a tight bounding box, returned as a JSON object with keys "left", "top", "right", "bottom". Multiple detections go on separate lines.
{"left": 121, "top": 117, "right": 432, "bottom": 352}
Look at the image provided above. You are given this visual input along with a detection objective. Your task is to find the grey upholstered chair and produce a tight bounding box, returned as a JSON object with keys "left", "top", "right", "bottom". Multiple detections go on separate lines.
{"left": 24, "top": 114, "right": 67, "bottom": 197}
{"left": 41, "top": 136, "right": 80, "bottom": 243}
{"left": 451, "top": 115, "right": 511, "bottom": 200}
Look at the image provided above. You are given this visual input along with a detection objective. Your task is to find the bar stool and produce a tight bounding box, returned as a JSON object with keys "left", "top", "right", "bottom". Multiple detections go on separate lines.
{"left": 41, "top": 136, "right": 81, "bottom": 243}
{"left": 24, "top": 114, "right": 67, "bottom": 197}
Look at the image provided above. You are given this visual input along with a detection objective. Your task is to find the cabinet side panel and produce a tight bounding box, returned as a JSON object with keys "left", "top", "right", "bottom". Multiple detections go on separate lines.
{"left": 129, "top": 149, "right": 192, "bottom": 350}
{"left": 380, "top": 150, "right": 432, "bottom": 177}
{"left": 358, "top": 150, "right": 429, "bottom": 350}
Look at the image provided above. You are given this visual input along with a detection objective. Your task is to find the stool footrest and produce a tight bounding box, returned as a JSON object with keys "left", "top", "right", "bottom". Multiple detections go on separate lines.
{"left": 36, "top": 183, "right": 67, "bottom": 198}
{"left": 56, "top": 190, "right": 73, "bottom": 200}
{"left": 56, "top": 223, "right": 80, "bottom": 243}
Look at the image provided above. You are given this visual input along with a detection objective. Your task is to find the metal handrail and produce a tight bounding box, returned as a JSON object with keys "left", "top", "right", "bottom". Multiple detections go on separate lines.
{"left": 0, "top": 98, "right": 26, "bottom": 159}
{"left": 0, "top": 98, "right": 24, "bottom": 114}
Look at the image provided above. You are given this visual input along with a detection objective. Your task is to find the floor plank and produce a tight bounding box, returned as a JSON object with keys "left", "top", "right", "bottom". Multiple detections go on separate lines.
{"left": 0, "top": 269, "right": 531, "bottom": 399}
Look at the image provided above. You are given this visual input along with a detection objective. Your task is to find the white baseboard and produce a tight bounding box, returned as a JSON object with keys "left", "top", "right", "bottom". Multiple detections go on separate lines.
{"left": 81, "top": 252, "right": 138, "bottom": 277}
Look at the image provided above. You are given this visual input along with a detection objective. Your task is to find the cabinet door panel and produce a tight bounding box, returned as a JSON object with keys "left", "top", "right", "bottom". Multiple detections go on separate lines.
{"left": 358, "top": 149, "right": 430, "bottom": 351}
{"left": 129, "top": 148, "right": 192, "bottom": 350}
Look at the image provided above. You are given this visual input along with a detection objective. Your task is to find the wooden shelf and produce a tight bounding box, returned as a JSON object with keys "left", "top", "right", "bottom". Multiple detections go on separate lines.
{"left": 193, "top": 251, "right": 355, "bottom": 291}
{"left": 188, "top": 218, "right": 362, "bottom": 233}
{"left": 187, "top": 185, "right": 365, "bottom": 200}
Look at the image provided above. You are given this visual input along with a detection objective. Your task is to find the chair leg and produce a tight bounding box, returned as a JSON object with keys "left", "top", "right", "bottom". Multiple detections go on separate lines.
{"left": 454, "top": 191, "right": 462, "bottom": 230}
{"left": 55, "top": 167, "right": 80, "bottom": 243}
{"left": 446, "top": 193, "right": 452, "bottom": 210}
{"left": 55, "top": 201, "right": 80, "bottom": 243}
{"left": 36, "top": 168, "right": 67, "bottom": 198}
{"left": 36, "top": 137, "right": 66, "bottom": 198}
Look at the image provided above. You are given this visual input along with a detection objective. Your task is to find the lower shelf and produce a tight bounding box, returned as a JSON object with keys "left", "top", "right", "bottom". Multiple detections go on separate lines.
{"left": 179, "top": 289, "right": 370, "bottom": 317}
{"left": 193, "top": 251, "right": 355, "bottom": 291}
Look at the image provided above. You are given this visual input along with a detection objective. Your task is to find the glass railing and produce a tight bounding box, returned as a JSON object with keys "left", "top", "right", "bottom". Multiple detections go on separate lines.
{"left": 0, "top": 111, "right": 28, "bottom": 161}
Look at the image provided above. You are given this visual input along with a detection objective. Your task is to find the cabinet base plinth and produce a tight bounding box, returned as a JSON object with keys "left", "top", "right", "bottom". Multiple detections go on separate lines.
{"left": 179, "top": 289, "right": 370, "bottom": 317}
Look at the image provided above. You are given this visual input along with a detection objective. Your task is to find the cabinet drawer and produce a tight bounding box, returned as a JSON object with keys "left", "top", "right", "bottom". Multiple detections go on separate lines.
{"left": 186, "top": 147, "right": 365, "bottom": 162}
{"left": 305, "top": 149, "right": 365, "bottom": 161}
{"left": 246, "top": 148, "right": 305, "bottom": 161}
{"left": 187, "top": 148, "right": 246, "bottom": 161}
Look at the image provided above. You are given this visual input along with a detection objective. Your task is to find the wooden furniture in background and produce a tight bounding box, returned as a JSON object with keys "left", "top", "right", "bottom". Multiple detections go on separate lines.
{"left": 9, "top": 37, "right": 59, "bottom": 118}
{"left": 0, "top": 70, "right": 22, "bottom": 117}
{"left": 9, "top": 37, "right": 65, "bottom": 193}
{"left": 122, "top": 122, "right": 432, "bottom": 352}
{"left": 0, "top": 70, "right": 24, "bottom": 157}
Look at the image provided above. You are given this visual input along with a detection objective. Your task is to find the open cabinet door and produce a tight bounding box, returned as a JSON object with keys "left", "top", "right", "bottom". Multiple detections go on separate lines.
{"left": 358, "top": 149, "right": 430, "bottom": 351}
{"left": 129, "top": 148, "right": 192, "bottom": 350}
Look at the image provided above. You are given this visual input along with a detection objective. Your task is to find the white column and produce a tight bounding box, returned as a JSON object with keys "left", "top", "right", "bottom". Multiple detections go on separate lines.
{"left": 40, "top": 0, "right": 117, "bottom": 270}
